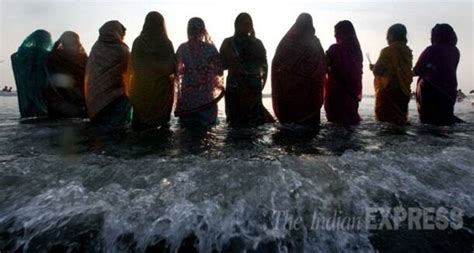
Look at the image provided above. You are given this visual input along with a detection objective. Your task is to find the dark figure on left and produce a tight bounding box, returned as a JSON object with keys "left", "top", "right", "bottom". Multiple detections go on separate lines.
{"left": 85, "top": 21, "right": 131, "bottom": 128}
{"left": 414, "top": 24, "right": 460, "bottom": 125}
{"left": 11, "top": 29, "right": 53, "bottom": 118}
{"left": 44, "top": 31, "right": 88, "bottom": 119}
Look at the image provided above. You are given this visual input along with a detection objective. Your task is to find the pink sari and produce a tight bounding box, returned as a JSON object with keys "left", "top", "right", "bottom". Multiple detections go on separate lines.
{"left": 324, "top": 20, "right": 363, "bottom": 125}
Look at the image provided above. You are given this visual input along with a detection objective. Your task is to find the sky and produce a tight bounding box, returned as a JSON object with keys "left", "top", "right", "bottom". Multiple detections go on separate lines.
{"left": 0, "top": 0, "right": 473, "bottom": 95}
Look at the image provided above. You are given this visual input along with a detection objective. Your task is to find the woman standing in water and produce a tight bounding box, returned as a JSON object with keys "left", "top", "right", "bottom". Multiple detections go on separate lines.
{"left": 85, "top": 20, "right": 131, "bottom": 128}
{"left": 174, "top": 17, "right": 224, "bottom": 128}
{"left": 414, "top": 24, "right": 460, "bottom": 126}
{"left": 370, "top": 24, "right": 413, "bottom": 125}
{"left": 129, "top": 12, "right": 176, "bottom": 131}
{"left": 44, "top": 31, "right": 88, "bottom": 119}
{"left": 220, "top": 13, "right": 274, "bottom": 126}
{"left": 272, "top": 13, "right": 326, "bottom": 126}
{"left": 11, "top": 29, "right": 53, "bottom": 118}
{"left": 324, "top": 20, "right": 363, "bottom": 125}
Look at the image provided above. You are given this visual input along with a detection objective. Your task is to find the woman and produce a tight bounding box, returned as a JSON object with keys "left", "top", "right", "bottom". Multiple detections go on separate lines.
{"left": 85, "top": 20, "right": 131, "bottom": 127}
{"left": 11, "top": 29, "right": 53, "bottom": 118}
{"left": 370, "top": 24, "right": 413, "bottom": 125}
{"left": 174, "top": 17, "right": 224, "bottom": 127}
{"left": 44, "top": 31, "right": 88, "bottom": 119}
{"left": 414, "top": 24, "right": 460, "bottom": 126}
{"left": 220, "top": 13, "right": 274, "bottom": 126}
{"left": 271, "top": 13, "right": 325, "bottom": 126}
{"left": 324, "top": 20, "right": 363, "bottom": 125}
{"left": 130, "top": 12, "right": 176, "bottom": 131}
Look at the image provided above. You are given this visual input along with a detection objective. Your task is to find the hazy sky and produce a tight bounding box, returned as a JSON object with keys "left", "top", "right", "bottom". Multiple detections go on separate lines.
{"left": 0, "top": 0, "right": 473, "bottom": 94}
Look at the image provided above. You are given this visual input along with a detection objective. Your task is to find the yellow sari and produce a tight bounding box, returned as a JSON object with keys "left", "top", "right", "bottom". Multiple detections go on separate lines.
{"left": 373, "top": 42, "right": 413, "bottom": 125}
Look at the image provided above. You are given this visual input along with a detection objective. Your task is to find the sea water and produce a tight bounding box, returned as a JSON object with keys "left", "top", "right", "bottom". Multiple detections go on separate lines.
{"left": 0, "top": 95, "right": 473, "bottom": 252}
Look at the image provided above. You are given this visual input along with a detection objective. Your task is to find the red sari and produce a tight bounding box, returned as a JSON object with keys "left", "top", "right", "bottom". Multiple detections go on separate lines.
{"left": 271, "top": 13, "right": 326, "bottom": 125}
{"left": 324, "top": 21, "right": 363, "bottom": 125}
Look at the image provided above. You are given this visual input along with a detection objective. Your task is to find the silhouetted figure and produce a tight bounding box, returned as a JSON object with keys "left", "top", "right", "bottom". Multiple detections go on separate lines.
{"left": 220, "top": 13, "right": 274, "bottom": 127}
{"left": 370, "top": 24, "right": 413, "bottom": 125}
{"left": 8, "top": 87, "right": 12, "bottom": 92}
{"left": 174, "top": 17, "right": 224, "bottom": 128}
{"left": 85, "top": 20, "right": 131, "bottom": 127}
{"left": 271, "top": 13, "right": 325, "bottom": 126}
{"left": 2, "top": 86, "right": 8, "bottom": 92}
{"left": 130, "top": 12, "right": 176, "bottom": 131}
{"left": 414, "top": 24, "right": 460, "bottom": 125}
{"left": 44, "top": 31, "right": 88, "bottom": 119}
{"left": 11, "top": 29, "right": 53, "bottom": 117}
{"left": 324, "top": 20, "right": 363, "bottom": 125}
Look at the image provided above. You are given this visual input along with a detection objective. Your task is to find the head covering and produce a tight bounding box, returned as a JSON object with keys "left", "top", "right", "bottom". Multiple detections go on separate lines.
{"left": 286, "top": 13, "right": 315, "bottom": 39}
{"left": 18, "top": 29, "right": 53, "bottom": 52}
{"left": 11, "top": 29, "right": 53, "bottom": 117}
{"left": 431, "top": 23, "right": 457, "bottom": 46}
{"left": 271, "top": 13, "right": 325, "bottom": 125}
{"left": 85, "top": 20, "right": 130, "bottom": 119}
{"left": 142, "top": 11, "right": 167, "bottom": 38}
{"left": 234, "top": 12, "right": 255, "bottom": 37}
{"left": 129, "top": 11, "right": 175, "bottom": 127}
{"left": 387, "top": 23, "right": 408, "bottom": 44}
{"left": 324, "top": 20, "right": 363, "bottom": 125}
{"left": 334, "top": 20, "right": 362, "bottom": 63}
{"left": 47, "top": 31, "right": 88, "bottom": 93}
{"left": 52, "top": 31, "right": 85, "bottom": 54}
{"left": 99, "top": 20, "right": 126, "bottom": 43}
{"left": 187, "top": 17, "right": 212, "bottom": 43}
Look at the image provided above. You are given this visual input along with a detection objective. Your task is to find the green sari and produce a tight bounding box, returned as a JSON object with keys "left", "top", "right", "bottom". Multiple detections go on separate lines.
{"left": 11, "top": 30, "right": 53, "bottom": 118}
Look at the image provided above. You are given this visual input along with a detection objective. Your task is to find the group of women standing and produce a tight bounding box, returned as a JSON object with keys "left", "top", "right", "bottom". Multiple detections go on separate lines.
{"left": 11, "top": 11, "right": 461, "bottom": 131}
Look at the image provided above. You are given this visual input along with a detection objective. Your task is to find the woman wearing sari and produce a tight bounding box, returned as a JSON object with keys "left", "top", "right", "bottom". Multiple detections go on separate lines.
{"left": 44, "top": 31, "right": 88, "bottom": 119}
{"left": 129, "top": 12, "right": 176, "bottom": 131}
{"left": 11, "top": 29, "right": 53, "bottom": 118}
{"left": 220, "top": 13, "right": 274, "bottom": 126}
{"left": 324, "top": 20, "right": 363, "bottom": 125}
{"left": 174, "top": 17, "right": 224, "bottom": 127}
{"left": 414, "top": 24, "right": 460, "bottom": 126}
{"left": 85, "top": 20, "right": 131, "bottom": 127}
{"left": 271, "top": 13, "right": 325, "bottom": 126}
{"left": 370, "top": 24, "right": 413, "bottom": 125}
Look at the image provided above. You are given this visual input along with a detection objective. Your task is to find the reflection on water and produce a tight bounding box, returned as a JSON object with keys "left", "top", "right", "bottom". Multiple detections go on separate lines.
{"left": 0, "top": 96, "right": 473, "bottom": 252}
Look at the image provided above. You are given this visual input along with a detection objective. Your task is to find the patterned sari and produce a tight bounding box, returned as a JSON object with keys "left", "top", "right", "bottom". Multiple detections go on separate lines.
{"left": 44, "top": 31, "right": 88, "bottom": 119}
{"left": 373, "top": 42, "right": 413, "bottom": 125}
{"left": 85, "top": 20, "right": 131, "bottom": 127}
{"left": 11, "top": 30, "right": 52, "bottom": 118}
{"left": 271, "top": 13, "right": 325, "bottom": 126}
{"left": 174, "top": 41, "right": 224, "bottom": 126}
{"left": 130, "top": 12, "right": 176, "bottom": 130}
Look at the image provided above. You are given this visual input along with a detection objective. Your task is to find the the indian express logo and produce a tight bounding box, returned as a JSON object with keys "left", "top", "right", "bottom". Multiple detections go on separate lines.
{"left": 272, "top": 207, "right": 464, "bottom": 231}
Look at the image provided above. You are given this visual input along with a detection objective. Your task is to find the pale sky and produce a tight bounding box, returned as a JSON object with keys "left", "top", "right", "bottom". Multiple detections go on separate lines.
{"left": 0, "top": 0, "right": 473, "bottom": 94}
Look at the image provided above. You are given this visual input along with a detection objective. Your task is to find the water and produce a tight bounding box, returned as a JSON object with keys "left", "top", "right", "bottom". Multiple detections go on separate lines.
{"left": 0, "top": 95, "right": 473, "bottom": 252}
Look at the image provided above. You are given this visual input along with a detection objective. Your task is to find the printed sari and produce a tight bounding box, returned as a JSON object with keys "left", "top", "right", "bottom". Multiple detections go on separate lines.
{"left": 373, "top": 42, "right": 413, "bottom": 125}
{"left": 85, "top": 20, "right": 131, "bottom": 127}
{"left": 44, "top": 31, "right": 88, "bottom": 119}
{"left": 174, "top": 41, "right": 224, "bottom": 127}
{"left": 11, "top": 30, "right": 53, "bottom": 118}
{"left": 271, "top": 13, "right": 325, "bottom": 126}
{"left": 324, "top": 20, "right": 363, "bottom": 125}
{"left": 414, "top": 24, "right": 460, "bottom": 125}
{"left": 130, "top": 12, "right": 176, "bottom": 130}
